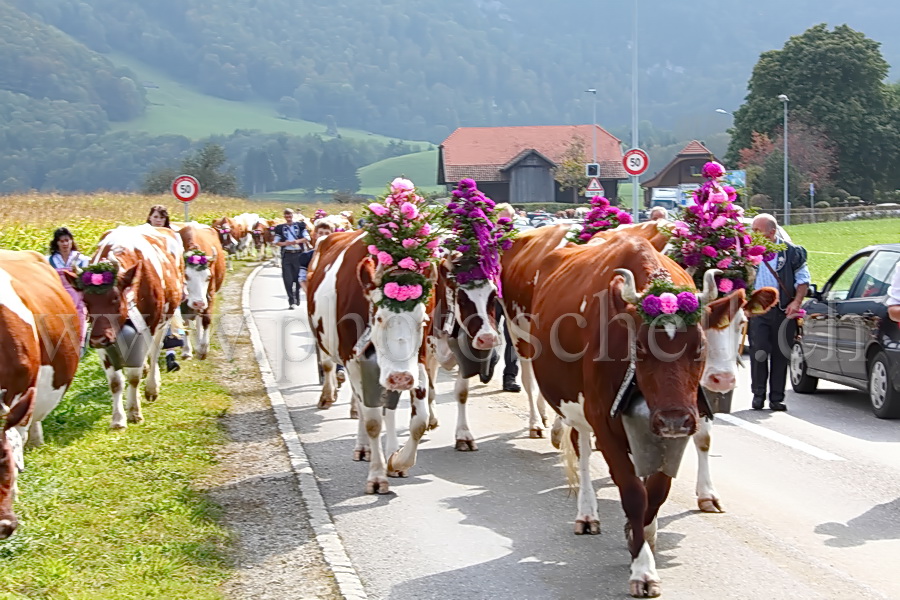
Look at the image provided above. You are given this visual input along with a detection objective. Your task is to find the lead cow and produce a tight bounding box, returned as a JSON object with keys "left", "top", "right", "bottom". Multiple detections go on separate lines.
{"left": 529, "top": 234, "right": 746, "bottom": 597}
{"left": 71, "top": 225, "right": 184, "bottom": 429}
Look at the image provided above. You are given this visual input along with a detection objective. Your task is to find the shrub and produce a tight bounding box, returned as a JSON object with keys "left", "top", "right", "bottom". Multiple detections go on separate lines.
{"left": 815, "top": 201, "right": 831, "bottom": 209}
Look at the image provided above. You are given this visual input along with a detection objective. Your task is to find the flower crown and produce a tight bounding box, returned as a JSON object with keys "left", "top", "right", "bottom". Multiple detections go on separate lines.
{"left": 76, "top": 261, "right": 118, "bottom": 294}
{"left": 184, "top": 249, "right": 210, "bottom": 271}
{"left": 446, "top": 178, "right": 516, "bottom": 294}
{"left": 665, "top": 161, "right": 784, "bottom": 296}
{"left": 567, "top": 196, "right": 632, "bottom": 244}
{"left": 313, "top": 208, "right": 328, "bottom": 221}
{"left": 362, "top": 177, "right": 442, "bottom": 312}
{"left": 634, "top": 277, "right": 703, "bottom": 326}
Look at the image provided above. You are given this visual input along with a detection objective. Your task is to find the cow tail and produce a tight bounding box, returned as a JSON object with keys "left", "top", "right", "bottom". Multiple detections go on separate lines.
{"left": 559, "top": 424, "right": 579, "bottom": 494}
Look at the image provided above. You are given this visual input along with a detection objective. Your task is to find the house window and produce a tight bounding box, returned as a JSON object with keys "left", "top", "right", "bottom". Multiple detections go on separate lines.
{"left": 689, "top": 165, "right": 701, "bottom": 177}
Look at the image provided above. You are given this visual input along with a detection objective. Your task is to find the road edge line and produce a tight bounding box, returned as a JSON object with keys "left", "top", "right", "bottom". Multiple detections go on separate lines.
{"left": 716, "top": 413, "right": 845, "bottom": 461}
{"left": 242, "top": 264, "right": 368, "bottom": 600}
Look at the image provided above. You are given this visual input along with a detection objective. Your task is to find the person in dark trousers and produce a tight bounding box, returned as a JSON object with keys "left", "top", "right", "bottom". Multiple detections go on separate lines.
{"left": 749, "top": 213, "right": 810, "bottom": 411}
{"left": 273, "top": 208, "right": 311, "bottom": 309}
{"left": 146, "top": 205, "right": 184, "bottom": 372}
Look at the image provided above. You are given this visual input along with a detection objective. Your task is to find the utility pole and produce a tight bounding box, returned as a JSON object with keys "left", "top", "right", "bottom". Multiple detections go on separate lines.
{"left": 631, "top": 0, "right": 640, "bottom": 222}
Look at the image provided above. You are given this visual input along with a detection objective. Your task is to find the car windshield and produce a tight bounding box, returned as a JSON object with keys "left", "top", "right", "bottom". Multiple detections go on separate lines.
{"left": 825, "top": 253, "right": 870, "bottom": 301}
{"left": 851, "top": 251, "right": 900, "bottom": 299}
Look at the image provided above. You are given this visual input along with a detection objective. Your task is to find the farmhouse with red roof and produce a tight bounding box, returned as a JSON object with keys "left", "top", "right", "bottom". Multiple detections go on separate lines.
{"left": 438, "top": 125, "right": 627, "bottom": 205}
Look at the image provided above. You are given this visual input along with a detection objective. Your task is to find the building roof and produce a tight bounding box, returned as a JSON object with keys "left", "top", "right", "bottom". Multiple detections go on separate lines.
{"left": 641, "top": 140, "right": 719, "bottom": 187}
{"left": 678, "top": 140, "right": 714, "bottom": 156}
{"left": 439, "top": 125, "right": 628, "bottom": 183}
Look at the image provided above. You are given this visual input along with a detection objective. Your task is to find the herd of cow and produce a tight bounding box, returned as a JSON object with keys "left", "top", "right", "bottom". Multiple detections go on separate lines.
{"left": 0, "top": 203, "right": 779, "bottom": 597}
{"left": 307, "top": 219, "right": 779, "bottom": 598}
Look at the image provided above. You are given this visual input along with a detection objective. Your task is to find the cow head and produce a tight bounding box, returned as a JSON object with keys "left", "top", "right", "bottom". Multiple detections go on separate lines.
{"left": 212, "top": 218, "right": 234, "bottom": 249}
{"left": 183, "top": 250, "right": 213, "bottom": 311}
{"left": 612, "top": 268, "right": 721, "bottom": 438}
{"left": 0, "top": 388, "right": 35, "bottom": 540}
{"left": 439, "top": 259, "right": 500, "bottom": 350}
{"left": 358, "top": 257, "right": 435, "bottom": 391}
{"left": 700, "top": 287, "right": 778, "bottom": 393}
{"left": 68, "top": 260, "right": 140, "bottom": 348}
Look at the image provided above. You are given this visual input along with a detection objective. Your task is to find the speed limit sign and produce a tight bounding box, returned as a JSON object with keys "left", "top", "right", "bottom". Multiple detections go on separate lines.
{"left": 622, "top": 149, "right": 649, "bottom": 177}
{"left": 171, "top": 175, "right": 200, "bottom": 203}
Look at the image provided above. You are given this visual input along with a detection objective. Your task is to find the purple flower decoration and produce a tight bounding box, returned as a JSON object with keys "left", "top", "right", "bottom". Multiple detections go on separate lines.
{"left": 763, "top": 251, "right": 776, "bottom": 262}
{"left": 733, "top": 278, "right": 747, "bottom": 290}
{"left": 676, "top": 292, "right": 699, "bottom": 313}
{"left": 641, "top": 295, "right": 662, "bottom": 317}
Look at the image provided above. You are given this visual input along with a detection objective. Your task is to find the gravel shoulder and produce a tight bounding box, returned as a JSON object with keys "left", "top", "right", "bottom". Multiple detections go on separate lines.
{"left": 200, "top": 262, "right": 341, "bottom": 600}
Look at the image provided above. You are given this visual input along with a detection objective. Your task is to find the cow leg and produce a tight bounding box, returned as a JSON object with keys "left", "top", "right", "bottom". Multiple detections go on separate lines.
{"left": 182, "top": 318, "right": 194, "bottom": 359}
{"left": 424, "top": 339, "right": 439, "bottom": 430}
{"left": 388, "top": 364, "right": 429, "bottom": 476}
{"left": 102, "top": 355, "right": 129, "bottom": 430}
{"left": 693, "top": 417, "right": 722, "bottom": 512}
{"left": 362, "top": 406, "right": 389, "bottom": 494}
{"left": 122, "top": 366, "right": 144, "bottom": 424}
{"left": 550, "top": 415, "right": 565, "bottom": 449}
{"left": 454, "top": 373, "right": 476, "bottom": 451}
{"left": 345, "top": 362, "right": 369, "bottom": 461}
{"left": 520, "top": 359, "right": 546, "bottom": 438}
{"left": 605, "top": 451, "right": 661, "bottom": 598}
{"left": 562, "top": 426, "right": 600, "bottom": 535}
{"left": 196, "top": 314, "right": 212, "bottom": 360}
{"left": 318, "top": 356, "right": 338, "bottom": 410}
{"left": 383, "top": 407, "right": 403, "bottom": 476}
{"left": 143, "top": 327, "right": 167, "bottom": 402}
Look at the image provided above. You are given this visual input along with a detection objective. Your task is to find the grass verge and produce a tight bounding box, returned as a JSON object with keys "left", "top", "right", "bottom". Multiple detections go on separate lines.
{"left": 0, "top": 349, "right": 232, "bottom": 599}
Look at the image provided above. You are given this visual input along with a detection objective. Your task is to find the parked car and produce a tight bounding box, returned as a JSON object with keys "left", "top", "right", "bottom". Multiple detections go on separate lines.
{"left": 790, "top": 244, "right": 900, "bottom": 418}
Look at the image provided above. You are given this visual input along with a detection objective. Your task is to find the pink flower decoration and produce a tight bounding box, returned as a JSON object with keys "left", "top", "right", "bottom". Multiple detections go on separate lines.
{"left": 748, "top": 255, "right": 763, "bottom": 266}
{"left": 384, "top": 282, "right": 400, "bottom": 299}
{"left": 658, "top": 293, "right": 679, "bottom": 314}
{"left": 417, "top": 224, "right": 431, "bottom": 236}
{"left": 378, "top": 228, "right": 393, "bottom": 239}
{"left": 368, "top": 203, "right": 388, "bottom": 216}
{"left": 718, "top": 278, "right": 734, "bottom": 293}
{"left": 716, "top": 257, "right": 732, "bottom": 269}
{"left": 711, "top": 216, "right": 728, "bottom": 228}
{"left": 387, "top": 222, "right": 398, "bottom": 230}
{"left": 400, "top": 202, "right": 418, "bottom": 220}
{"left": 368, "top": 244, "right": 379, "bottom": 255}
{"left": 708, "top": 190, "right": 729, "bottom": 204}
{"left": 402, "top": 238, "right": 419, "bottom": 249}
{"left": 702, "top": 245, "right": 718, "bottom": 258}
{"left": 419, "top": 261, "right": 430, "bottom": 270}
{"left": 390, "top": 177, "right": 415, "bottom": 193}
{"left": 394, "top": 286, "right": 411, "bottom": 301}
{"left": 673, "top": 221, "right": 690, "bottom": 236}
{"left": 702, "top": 161, "right": 726, "bottom": 179}
{"left": 407, "top": 284, "right": 423, "bottom": 300}
{"left": 90, "top": 273, "right": 105, "bottom": 285}
{"left": 377, "top": 251, "right": 394, "bottom": 266}
{"left": 398, "top": 257, "right": 417, "bottom": 270}
{"left": 426, "top": 239, "right": 440, "bottom": 249}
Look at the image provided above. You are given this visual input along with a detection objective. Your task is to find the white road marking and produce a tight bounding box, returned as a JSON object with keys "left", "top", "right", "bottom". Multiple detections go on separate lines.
{"left": 717, "top": 413, "right": 845, "bottom": 461}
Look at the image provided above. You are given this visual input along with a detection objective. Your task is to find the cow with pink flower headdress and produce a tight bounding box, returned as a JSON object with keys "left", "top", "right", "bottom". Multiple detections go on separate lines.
{"left": 306, "top": 177, "right": 443, "bottom": 494}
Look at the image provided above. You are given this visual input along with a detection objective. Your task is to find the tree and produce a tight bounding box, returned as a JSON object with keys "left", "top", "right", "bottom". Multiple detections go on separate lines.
{"left": 739, "top": 122, "right": 838, "bottom": 195}
{"left": 142, "top": 143, "right": 241, "bottom": 196}
{"left": 552, "top": 138, "right": 588, "bottom": 203}
{"left": 726, "top": 24, "right": 900, "bottom": 199}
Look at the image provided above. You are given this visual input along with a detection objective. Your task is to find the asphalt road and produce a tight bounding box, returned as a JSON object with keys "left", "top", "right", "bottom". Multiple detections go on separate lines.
{"left": 249, "top": 264, "right": 900, "bottom": 600}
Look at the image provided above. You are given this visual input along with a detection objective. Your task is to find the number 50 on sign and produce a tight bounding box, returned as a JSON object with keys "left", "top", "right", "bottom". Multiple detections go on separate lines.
{"left": 622, "top": 148, "right": 649, "bottom": 177}
{"left": 171, "top": 175, "right": 201, "bottom": 202}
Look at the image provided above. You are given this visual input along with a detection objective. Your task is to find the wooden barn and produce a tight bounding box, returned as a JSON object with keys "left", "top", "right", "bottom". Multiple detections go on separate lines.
{"left": 437, "top": 125, "right": 627, "bottom": 204}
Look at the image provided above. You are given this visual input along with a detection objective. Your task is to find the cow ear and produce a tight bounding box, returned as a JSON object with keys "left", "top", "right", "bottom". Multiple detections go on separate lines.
{"left": 63, "top": 270, "right": 80, "bottom": 288}
{"left": 119, "top": 262, "right": 141, "bottom": 290}
{"left": 703, "top": 289, "right": 746, "bottom": 329}
{"left": 746, "top": 286, "right": 778, "bottom": 317}
{"left": 425, "top": 261, "right": 439, "bottom": 285}
{"left": 358, "top": 257, "right": 378, "bottom": 297}
{"left": 3, "top": 388, "right": 35, "bottom": 430}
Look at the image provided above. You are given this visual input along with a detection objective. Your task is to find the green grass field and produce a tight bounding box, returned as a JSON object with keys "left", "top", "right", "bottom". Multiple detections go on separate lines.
{"left": 357, "top": 150, "right": 442, "bottom": 196}
{"left": 785, "top": 219, "right": 900, "bottom": 286}
{"left": 107, "top": 52, "right": 427, "bottom": 147}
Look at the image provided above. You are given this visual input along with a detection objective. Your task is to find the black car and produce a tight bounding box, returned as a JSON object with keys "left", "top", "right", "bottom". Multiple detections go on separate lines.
{"left": 790, "top": 244, "right": 900, "bottom": 418}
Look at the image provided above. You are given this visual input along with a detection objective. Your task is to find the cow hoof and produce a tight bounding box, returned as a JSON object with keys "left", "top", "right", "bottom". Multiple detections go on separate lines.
{"left": 529, "top": 427, "right": 544, "bottom": 439}
{"left": 336, "top": 370, "right": 346, "bottom": 385}
{"left": 574, "top": 519, "right": 601, "bottom": 535}
{"left": 387, "top": 469, "right": 408, "bottom": 478}
{"left": 427, "top": 416, "right": 439, "bottom": 431}
{"left": 144, "top": 392, "right": 158, "bottom": 403}
{"left": 198, "top": 352, "right": 208, "bottom": 360}
{"left": 629, "top": 580, "right": 661, "bottom": 598}
{"left": 698, "top": 496, "right": 724, "bottom": 513}
{"left": 110, "top": 421, "right": 127, "bottom": 430}
{"left": 353, "top": 448, "right": 370, "bottom": 462}
{"left": 365, "top": 479, "right": 389, "bottom": 495}
{"left": 317, "top": 396, "right": 335, "bottom": 410}
{"left": 455, "top": 439, "right": 478, "bottom": 452}
{"left": 127, "top": 412, "right": 144, "bottom": 424}
{"left": 349, "top": 406, "right": 359, "bottom": 420}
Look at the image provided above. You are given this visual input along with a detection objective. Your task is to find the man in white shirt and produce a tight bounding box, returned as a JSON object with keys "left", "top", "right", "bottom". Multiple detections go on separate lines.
{"left": 273, "top": 209, "right": 311, "bottom": 309}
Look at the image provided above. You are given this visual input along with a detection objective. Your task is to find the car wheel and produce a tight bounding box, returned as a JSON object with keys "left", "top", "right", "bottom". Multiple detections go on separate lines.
{"left": 790, "top": 341, "right": 818, "bottom": 393}
{"left": 868, "top": 351, "right": 900, "bottom": 419}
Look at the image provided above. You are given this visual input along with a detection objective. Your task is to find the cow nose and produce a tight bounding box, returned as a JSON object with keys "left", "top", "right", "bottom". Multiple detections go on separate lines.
{"left": 702, "top": 371, "right": 736, "bottom": 393}
{"left": 385, "top": 372, "right": 415, "bottom": 391}
{"left": 651, "top": 409, "right": 698, "bottom": 438}
{"left": 190, "top": 301, "right": 206, "bottom": 310}
{"left": 473, "top": 332, "right": 499, "bottom": 350}
{"left": 0, "top": 518, "right": 17, "bottom": 540}
{"left": 89, "top": 335, "right": 112, "bottom": 348}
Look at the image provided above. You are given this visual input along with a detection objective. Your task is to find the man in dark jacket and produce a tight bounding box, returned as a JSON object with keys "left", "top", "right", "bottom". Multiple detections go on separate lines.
{"left": 273, "top": 209, "right": 311, "bottom": 309}
{"left": 749, "top": 213, "right": 810, "bottom": 411}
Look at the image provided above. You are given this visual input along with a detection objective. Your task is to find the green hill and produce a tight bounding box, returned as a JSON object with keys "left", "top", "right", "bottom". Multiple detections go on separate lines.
{"left": 106, "top": 52, "right": 426, "bottom": 146}
{"left": 358, "top": 150, "right": 441, "bottom": 196}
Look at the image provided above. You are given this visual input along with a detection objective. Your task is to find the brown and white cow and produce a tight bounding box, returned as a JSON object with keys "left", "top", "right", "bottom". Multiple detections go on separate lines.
{"left": 172, "top": 222, "right": 226, "bottom": 360}
{"left": 529, "top": 234, "right": 739, "bottom": 597}
{"left": 212, "top": 215, "right": 256, "bottom": 268}
{"left": 70, "top": 225, "right": 184, "bottom": 429}
{"left": 249, "top": 219, "right": 272, "bottom": 262}
{"left": 307, "top": 231, "right": 436, "bottom": 494}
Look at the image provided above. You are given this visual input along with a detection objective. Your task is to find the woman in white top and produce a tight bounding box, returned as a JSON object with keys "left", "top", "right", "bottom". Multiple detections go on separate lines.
{"left": 48, "top": 227, "right": 91, "bottom": 351}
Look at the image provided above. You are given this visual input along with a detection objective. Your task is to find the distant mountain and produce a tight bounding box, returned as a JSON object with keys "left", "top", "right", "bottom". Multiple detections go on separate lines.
{"left": 11, "top": 0, "right": 900, "bottom": 141}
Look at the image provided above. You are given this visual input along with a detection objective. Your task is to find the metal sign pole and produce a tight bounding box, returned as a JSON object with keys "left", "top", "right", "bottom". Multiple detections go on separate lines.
{"left": 631, "top": 0, "right": 640, "bottom": 222}
{"left": 185, "top": 202, "right": 190, "bottom": 223}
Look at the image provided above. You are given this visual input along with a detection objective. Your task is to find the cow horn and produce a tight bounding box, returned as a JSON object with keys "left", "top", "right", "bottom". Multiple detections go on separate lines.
{"left": 614, "top": 268, "right": 641, "bottom": 305}
{"left": 374, "top": 262, "right": 385, "bottom": 285}
{"left": 699, "top": 268, "right": 721, "bottom": 304}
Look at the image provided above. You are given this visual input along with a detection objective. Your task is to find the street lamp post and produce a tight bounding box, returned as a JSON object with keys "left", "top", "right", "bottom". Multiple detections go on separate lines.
{"left": 585, "top": 89, "right": 597, "bottom": 165}
{"left": 631, "top": 0, "right": 640, "bottom": 222}
{"left": 778, "top": 94, "right": 790, "bottom": 226}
